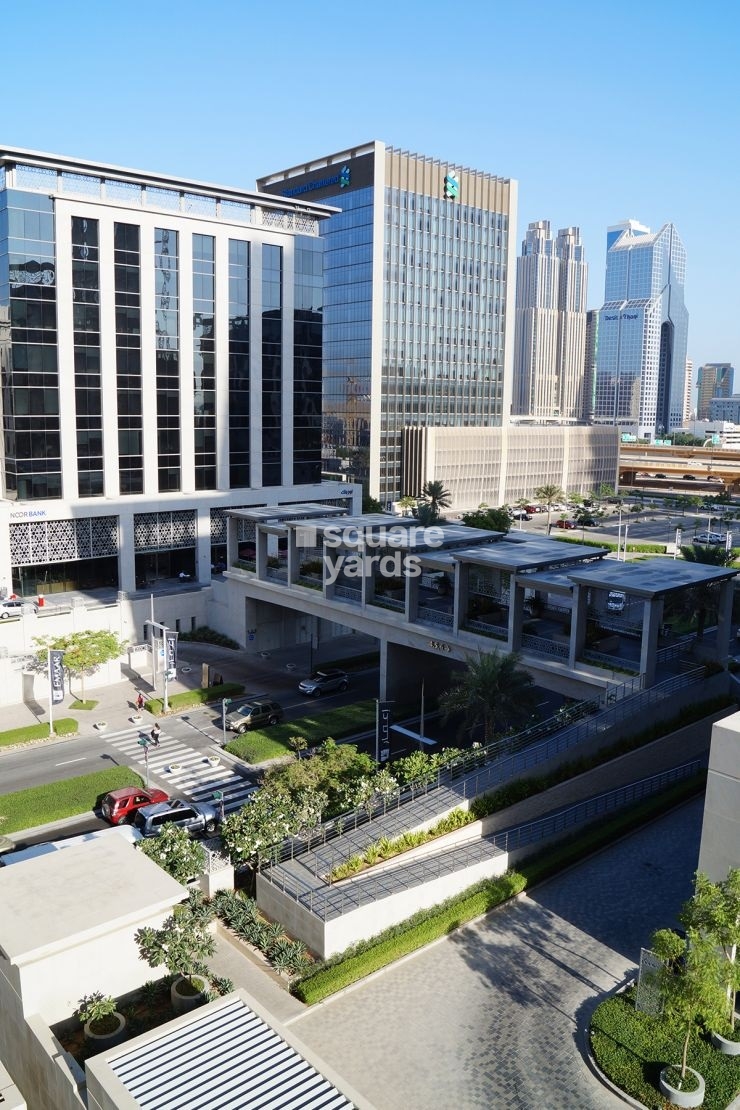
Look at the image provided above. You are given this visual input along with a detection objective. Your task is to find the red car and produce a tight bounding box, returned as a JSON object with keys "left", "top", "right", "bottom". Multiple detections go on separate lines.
{"left": 101, "top": 787, "right": 169, "bottom": 825}
{"left": 555, "top": 519, "right": 577, "bottom": 530}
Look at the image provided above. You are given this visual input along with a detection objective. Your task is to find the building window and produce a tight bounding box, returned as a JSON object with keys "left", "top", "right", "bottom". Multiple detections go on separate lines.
{"left": 193, "top": 234, "right": 216, "bottom": 489}
{"left": 262, "top": 244, "right": 282, "bottom": 486}
{"left": 114, "top": 222, "right": 143, "bottom": 494}
{"left": 229, "top": 239, "right": 250, "bottom": 487}
{"left": 155, "top": 228, "right": 180, "bottom": 492}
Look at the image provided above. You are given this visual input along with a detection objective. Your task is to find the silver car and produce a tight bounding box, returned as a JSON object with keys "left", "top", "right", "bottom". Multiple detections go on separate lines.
{"left": 133, "top": 798, "right": 219, "bottom": 838}
{"left": 298, "top": 669, "right": 349, "bottom": 697}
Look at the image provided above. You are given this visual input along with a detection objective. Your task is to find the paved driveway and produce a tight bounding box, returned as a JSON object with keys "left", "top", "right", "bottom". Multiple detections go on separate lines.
{"left": 288, "top": 797, "right": 704, "bottom": 1110}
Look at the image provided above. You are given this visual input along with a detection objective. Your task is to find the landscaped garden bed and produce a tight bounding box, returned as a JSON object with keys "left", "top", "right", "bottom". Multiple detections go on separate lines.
{"left": 0, "top": 767, "right": 143, "bottom": 834}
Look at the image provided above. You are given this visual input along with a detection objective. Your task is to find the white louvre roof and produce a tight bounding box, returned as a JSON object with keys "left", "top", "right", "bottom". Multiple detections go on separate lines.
{"left": 101, "top": 994, "right": 357, "bottom": 1110}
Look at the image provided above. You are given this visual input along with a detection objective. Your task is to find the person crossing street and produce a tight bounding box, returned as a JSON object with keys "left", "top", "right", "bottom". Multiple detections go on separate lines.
{"left": 150, "top": 724, "right": 161, "bottom": 747}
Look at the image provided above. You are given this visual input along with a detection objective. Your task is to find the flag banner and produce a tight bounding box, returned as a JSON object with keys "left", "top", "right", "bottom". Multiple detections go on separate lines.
{"left": 377, "top": 700, "right": 392, "bottom": 761}
{"left": 165, "top": 630, "right": 178, "bottom": 677}
{"left": 49, "top": 649, "right": 65, "bottom": 705}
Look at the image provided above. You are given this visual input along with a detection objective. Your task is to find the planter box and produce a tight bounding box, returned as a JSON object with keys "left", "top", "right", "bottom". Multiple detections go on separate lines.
{"left": 659, "top": 1065, "right": 705, "bottom": 1108}
{"left": 170, "top": 975, "right": 208, "bottom": 1015}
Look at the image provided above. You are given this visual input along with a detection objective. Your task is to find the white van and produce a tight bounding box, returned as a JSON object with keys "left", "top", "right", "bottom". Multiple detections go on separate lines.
{"left": 607, "top": 591, "right": 626, "bottom": 613}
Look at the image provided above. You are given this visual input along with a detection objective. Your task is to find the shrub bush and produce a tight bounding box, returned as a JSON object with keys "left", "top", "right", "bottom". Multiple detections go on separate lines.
{"left": 179, "top": 627, "right": 240, "bottom": 649}
{"left": 148, "top": 683, "right": 244, "bottom": 716}
{"left": 0, "top": 718, "right": 78, "bottom": 747}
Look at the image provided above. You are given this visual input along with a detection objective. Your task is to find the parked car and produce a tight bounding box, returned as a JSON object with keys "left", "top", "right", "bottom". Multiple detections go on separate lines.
{"left": 224, "top": 699, "right": 284, "bottom": 733}
{"left": 298, "top": 669, "right": 349, "bottom": 697}
{"left": 510, "top": 510, "right": 531, "bottom": 521}
{"left": 606, "top": 591, "right": 627, "bottom": 613}
{"left": 555, "top": 519, "right": 577, "bottom": 530}
{"left": 0, "top": 598, "right": 38, "bottom": 618}
{"left": 524, "top": 505, "right": 542, "bottom": 514}
{"left": 133, "top": 798, "right": 220, "bottom": 838}
{"left": 694, "top": 531, "right": 725, "bottom": 544}
{"left": 101, "top": 787, "right": 169, "bottom": 825}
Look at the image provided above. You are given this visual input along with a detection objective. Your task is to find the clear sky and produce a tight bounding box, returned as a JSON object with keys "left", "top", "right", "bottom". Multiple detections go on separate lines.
{"left": 4, "top": 0, "right": 739, "bottom": 387}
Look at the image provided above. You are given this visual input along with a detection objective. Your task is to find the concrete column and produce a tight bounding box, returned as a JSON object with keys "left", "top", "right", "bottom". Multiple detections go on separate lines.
{"left": 453, "top": 563, "right": 469, "bottom": 631}
{"left": 226, "top": 514, "right": 238, "bottom": 569}
{"left": 196, "top": 508, "right": 211, "bottom": 583}
{"left": 378, "top": 637, "right": 389, "bottom": 700}
{"left": 361, "top": 550, "right": 375, "bottom": 608}
{"left": 508, "top": 580, "right": 525, "bottom": 652}
{"left": 640, "top": 596, "right": 664, "bottom": 686}
{"left": 286, "top": 529, "right": 299, "bottom": 584}
{"left": 406, "top": 571, "right": 420, "bottom": 623}
{"left": 118, "top": 509, "right": 136, "bottom": 593}
{"left": 715, "top": 578, "right": 733, "bottom": 664}
{"left": 569, "top": 584, "right": 589, "bottom": 669}
{"left": 256, "top": 529, "right": 268, "bottom": 580}
{"left": 323, "top": 546, "right": 338, "bottom": 600}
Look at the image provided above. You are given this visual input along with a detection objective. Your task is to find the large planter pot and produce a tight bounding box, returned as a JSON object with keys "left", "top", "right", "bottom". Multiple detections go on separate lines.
{"left": 659, "top": 1065, "right": 705, "bottom": 1108}
{"left": 84, "top": 1011, "right": 127, "bottom": 1049}
{"left": 710, "top": 1022, "right": 740, "bottom": 1055}
{"left": 170, "top": 975, "right": 209, "bottom": 1015}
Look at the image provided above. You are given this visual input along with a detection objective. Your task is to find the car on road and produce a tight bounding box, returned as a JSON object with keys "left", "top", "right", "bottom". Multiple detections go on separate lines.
{"left": 555, "top": 519, "right": 577, "bottom": 530}
{"left": 524, "top": 505, "right": 542, "bottom": 514}
{"left": 694, "top": 531, "right": 725, "bottom": 544}
{"left": 133, "top": 798, "right": 220, "bottom": 838}
{"left": 0, "top": 598, "right": 38, "bottom": 618}
{"left": 298, "top": 669, "right": 349, "bottom": 697}
{"left": 224, "top": 699, "right": 284, "bottom": 733}
{"left": 101, "top": 787, "right": 169, "bottom": 825}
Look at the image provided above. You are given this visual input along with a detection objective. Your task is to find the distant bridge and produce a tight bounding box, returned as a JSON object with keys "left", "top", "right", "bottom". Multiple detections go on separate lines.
{"left": 619, "top": 444, "right": 740, "bottom": 491}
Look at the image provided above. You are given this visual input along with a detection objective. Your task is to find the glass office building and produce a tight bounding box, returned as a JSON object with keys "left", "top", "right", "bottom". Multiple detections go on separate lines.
{"left": 258, "top": 142, "right": 517, "bottom": 507}
{"left": 593, "top": 222, "right": 688, "bottom": 438}
{"left": 0, "top": 147, "right": 344, "bottom": 596}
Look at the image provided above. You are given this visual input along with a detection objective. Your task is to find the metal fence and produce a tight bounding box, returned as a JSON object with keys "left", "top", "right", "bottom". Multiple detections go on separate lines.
{"left": 259, "top": 759, "right": 705, "bottom": 921}
{"left": 263, "top": 666, "right": 708, "bottom": 870}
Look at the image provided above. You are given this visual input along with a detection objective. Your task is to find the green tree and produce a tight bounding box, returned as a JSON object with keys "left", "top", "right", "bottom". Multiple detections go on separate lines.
{"left": 680, "top": 868, "right": 740, "bottom": 1033}
{"left": 33, "top": 630, "right": 128, "bottom": 702}
{"left": 675, "top": 543, "right": 736, "bottom": 637}
{"left": 220, "top": 785, "right": 299, "bottom": 871}
{"left": 534, "top": 483, "right": 565, "bottom": 534}
{"left": 396, "top": 495, "right": 417, "bottom": 517}
{"left": 362, "top": 494, "right": 383, "bottom": 514}
{"left": 439, "top": 650, "right": 538, "bottom": 744}
{"left": 265, "top": 738, "right": 374, "bottom": 817}
{"left": 135, "top": 890, "right": 215, "bottom": 989}
{"left": 461, "top": 506, "right": 511, "bottom": 533}
{"left": 420, "top": 480, "right": 452, "bottom": 523}
{"left": 137, "top": 823, "right": 206, "bottom": 885}
{"left": 650, "top": 927, "right": 726, "bottom": 1082}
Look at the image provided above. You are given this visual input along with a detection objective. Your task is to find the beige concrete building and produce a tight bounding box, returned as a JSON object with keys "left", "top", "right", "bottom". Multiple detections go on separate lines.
{"left": 401, "top": 423, "right": 619, "bottom": 512}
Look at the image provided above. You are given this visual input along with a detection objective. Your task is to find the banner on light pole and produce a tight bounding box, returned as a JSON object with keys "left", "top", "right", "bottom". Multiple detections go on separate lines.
{"left": 165, "top": 630, "right": 178, "bottom": 679}
{"left": 376, "top": 700, "right": 392, "bottom": 763}
{"left": 49, "top": 649, "right": 65, "bottom": 705}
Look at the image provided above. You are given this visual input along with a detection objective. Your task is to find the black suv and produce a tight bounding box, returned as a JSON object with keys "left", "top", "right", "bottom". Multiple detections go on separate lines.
{"left": 133, "top": 798, "right": 220, "bottom": 838}
{"left": 224, "top": 699, "right": 283, "bottom": 733}
{"left": 298, "top": 669, "right": 349, "bottom": 697}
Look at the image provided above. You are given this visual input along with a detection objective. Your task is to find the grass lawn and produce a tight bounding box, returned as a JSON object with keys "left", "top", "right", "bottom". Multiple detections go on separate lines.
{"left": 0, "top": 767, "right": 144, "bottom": 834}
{"left": 225, "top": 699, "right": 378, "bottom": 762}
{"left": 590, "top": 988, "right": 740, "bottom": 1110}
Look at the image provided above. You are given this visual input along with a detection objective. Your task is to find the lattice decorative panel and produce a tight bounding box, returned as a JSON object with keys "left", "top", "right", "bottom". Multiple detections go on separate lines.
{"left": 183, "top": 193, "right": 217, "bottom": 217}
{"left": 61, "top": 172, "right": 101, "bottom": 198}
{"left": 146, "top": 187, "right": 180, "bottom": 210}
{"left": 15, "top": 165, "right": 57, "bottom": 190}
{"left": 10, "top": 517, "right": 120, "bottom": 566}
{"left": 295, "top": 215, "right": 318, "bottom": 235}
{"left": 210, "top": 506, "right": 248, "bottom": 540}
{"left": 237, "top": 521, "right": 256, "bottom": 542}
{"left": 106, "top": 179, "right": 143, "bottom": 205}
{"left": 262, "top": 209, "right": 292, "bottom": 230}
{"left": 134, "top": 510, "right": 195, "bottom": 551}
{"left": 220, "top": 201, "right": 253, "bottom": 225}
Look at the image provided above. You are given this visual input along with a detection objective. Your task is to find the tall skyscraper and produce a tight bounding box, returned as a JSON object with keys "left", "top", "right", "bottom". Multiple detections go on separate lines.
{"left": 593, "top": 222, "right": 688, "bottom": 438}
{"left": 512, "top": 222, "right": 587, "bottom": 420}
{"left": 697, "top": 363, "right": 734, "bottom": 419}
{"left": 258, "top": 142, "right": 517, "bottom": 506}
{"left": 582, "top": 309, "right": 599, "bottom": 420}
{"left": 0, "top": 146, "right": 344, "bottom": 597}
{"left": 684, "top": 358, "right": 694, "bottom": 423}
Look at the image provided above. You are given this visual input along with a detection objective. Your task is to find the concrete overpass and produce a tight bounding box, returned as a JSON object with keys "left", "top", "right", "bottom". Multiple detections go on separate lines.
{"left": 619, "top": 443, "right": 740, "bottom": 490}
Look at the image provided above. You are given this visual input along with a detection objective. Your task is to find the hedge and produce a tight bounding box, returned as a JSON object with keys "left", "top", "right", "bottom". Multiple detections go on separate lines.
{"left": 178, "top": 627, "right": 240, "bottom": 649}
{"left": 0, "top": 766, "right": 144, "bottom": 834}
{"left": 148, "top": 682, "right": 244, "bottom": 716}
{"left": 591, "top": 988, "right": 740, "bottom": 1110}
{"left": 0, "top": 718, "right": 78, "bottom": 748}
{"left": 225, "top": 699, "right": 379, "bottom": 762}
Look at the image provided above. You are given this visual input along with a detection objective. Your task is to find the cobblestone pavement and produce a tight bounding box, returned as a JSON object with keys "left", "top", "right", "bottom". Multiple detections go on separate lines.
{"left": 287, "top": 797, "right": 705, "bottom": 1110}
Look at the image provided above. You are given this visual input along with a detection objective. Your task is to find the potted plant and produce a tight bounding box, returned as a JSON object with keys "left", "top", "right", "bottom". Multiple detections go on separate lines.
{"left": 650, "top": 927, "right": 727, "bottom": 1107}
{"left": 135, "top": 890, "right": 215, "bottom": 1014}
{"left": 76, "top": 991, "right": 126, "bottom": 1047}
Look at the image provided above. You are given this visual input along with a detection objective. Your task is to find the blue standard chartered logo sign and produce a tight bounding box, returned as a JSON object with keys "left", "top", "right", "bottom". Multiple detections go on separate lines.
{"left": 443, "top": 171, "right": 459, "bottom": 200}
{"left": 283, "top": 166, "right": 351, "bottom": 198}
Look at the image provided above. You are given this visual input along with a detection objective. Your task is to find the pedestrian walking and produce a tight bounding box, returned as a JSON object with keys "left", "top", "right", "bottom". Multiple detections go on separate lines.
{"left": 150, "top": 724, "right": 161, "bottom": 747}
{"left": 136, "top": 692, "right": 145, "bottom": 712}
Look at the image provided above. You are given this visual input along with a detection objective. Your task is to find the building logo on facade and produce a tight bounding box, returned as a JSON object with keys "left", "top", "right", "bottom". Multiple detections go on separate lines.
{"left": 443, "top": 171, "right": 459, "bottom": 200}
{"left": 283, "top": 165, "right": 351, "bottom": 198}
{"left": 339, "top": 165, "right": 351, "bottom": 189}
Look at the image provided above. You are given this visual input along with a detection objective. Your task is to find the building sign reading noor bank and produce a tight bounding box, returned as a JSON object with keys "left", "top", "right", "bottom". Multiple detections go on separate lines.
{"left": 282, "top": 166, "right": 351, "bottom": 198}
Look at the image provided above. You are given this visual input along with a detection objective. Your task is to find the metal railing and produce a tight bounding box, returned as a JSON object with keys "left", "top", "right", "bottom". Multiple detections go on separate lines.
{"left": 582, "top": 648, "right": 639, "bottom": 673}
{"left": 418, "top": 606, "right": 453, "bottom": 627}
{"left": 463, "top": 618, "right": 507, "bottom": 640}
{"left": 371, "top": 595, "right": 405, "bottom": 612}
{"left": 522, "top": 633, "right": 569, "bottom": 659}
{"left": 259, "top": 759, "right": 705, "bottom": 920}
{"left": 334, "top": 585, "right": 361, "bottom": 601}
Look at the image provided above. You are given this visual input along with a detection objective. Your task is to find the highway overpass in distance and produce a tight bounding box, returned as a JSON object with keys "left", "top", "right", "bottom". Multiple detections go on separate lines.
{"left": 619, "top": 443, "right": 740, "bottom": 492}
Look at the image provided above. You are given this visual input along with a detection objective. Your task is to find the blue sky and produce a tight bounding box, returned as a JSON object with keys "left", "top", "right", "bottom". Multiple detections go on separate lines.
{"left": 5, "top": 0, "right": 739, "bottom": 388}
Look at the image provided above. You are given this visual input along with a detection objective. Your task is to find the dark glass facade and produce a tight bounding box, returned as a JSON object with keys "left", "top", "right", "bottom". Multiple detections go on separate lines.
{"left": 193, "top": 234, "right": 216, "bottom": 489}
{"left": 154, "top": 228, "right": 180, "bottom": 491}
{"left": 115, "top": 222, "right": 143, "bottom": 494}
{"left": 228, "top": 239, "right": 250, "bottom": 488}
{"left": 261, "top": 244, "right": 282, "bottom": 486}
{"left": 0, "top": 189, "right": 61, "bottom": 500}
{"left": 293, "top": 236, "right": 323, "bottom": 484}
{"left": 72, "top": 216, "right": 103, "bottom": 496}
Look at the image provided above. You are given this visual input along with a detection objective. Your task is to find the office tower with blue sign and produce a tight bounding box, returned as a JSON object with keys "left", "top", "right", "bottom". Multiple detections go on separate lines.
{"left": 258, "top": 142, "right": 517, "bottom": 507}
{"left": 512, "top": 221, "right": 588, "bottom": 420}
{"left": 593, "top": 221, "right": 689, "bottom": 438}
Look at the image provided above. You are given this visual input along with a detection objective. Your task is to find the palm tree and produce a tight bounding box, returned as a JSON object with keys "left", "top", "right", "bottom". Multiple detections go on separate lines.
{"left": 420, "top": 480, "right": 452, "bottom": 523}
{"left": 534, "top": 483, "right": 565, "bottom": 535}
{"left": 397, "top": 495, "right": 417, "bottom": 517}
{"left": 674, "top": 542, "right": 737, "bottom": 637}
{"left": 439, "top": 650, "right": 538, "bottom": 744}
